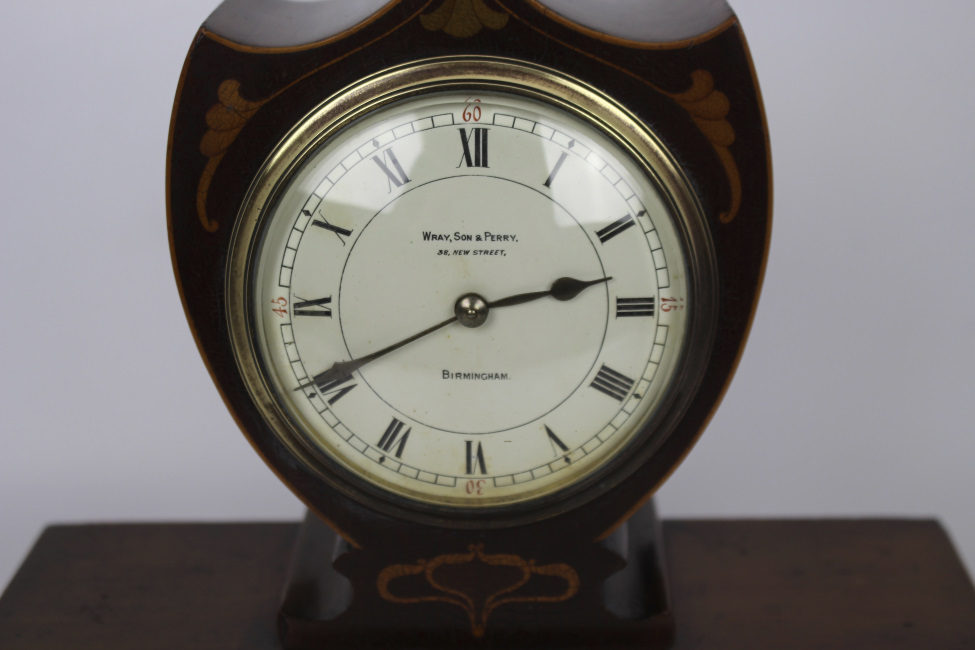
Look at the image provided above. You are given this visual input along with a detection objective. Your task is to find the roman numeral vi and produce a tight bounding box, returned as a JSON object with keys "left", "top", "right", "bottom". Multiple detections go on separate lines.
{"left": 466, "top": 440, "right": 487, "bottom": 475}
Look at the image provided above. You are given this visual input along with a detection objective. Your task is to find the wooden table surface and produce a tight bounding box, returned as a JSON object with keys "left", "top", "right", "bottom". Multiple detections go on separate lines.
{"left": 1, "top": 519, "right": 973, "bottom": 649}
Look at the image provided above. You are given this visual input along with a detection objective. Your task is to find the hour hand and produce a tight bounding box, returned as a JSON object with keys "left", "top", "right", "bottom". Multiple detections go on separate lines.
{"left": 487, "top": 276, "right": 612, "bottom": 310}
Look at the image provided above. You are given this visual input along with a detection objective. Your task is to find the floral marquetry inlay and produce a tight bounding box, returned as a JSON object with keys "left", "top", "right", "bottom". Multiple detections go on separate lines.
{"left": 196, "top": 80, "right": 267, "bottom": 232}
{"left": 421, "top": 0, "right": 510, "bottom": 38}
{"left": 666, "top": 70, "right": 741, "bottom": 223}
{"left": 377, "top": 544, "right": 579, "bottom": 638}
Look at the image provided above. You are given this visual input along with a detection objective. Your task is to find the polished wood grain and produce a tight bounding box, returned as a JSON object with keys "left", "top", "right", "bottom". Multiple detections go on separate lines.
{"left": 277, "top": 503, "right": 671, "bottom": 647}
{"left": 2, "top": 519, "right": 973, "bottom": 649}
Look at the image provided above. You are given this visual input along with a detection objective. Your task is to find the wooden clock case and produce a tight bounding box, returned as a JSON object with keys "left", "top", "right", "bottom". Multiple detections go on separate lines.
{"left": 167, "top": 1, "right": 771, "bottom": 647}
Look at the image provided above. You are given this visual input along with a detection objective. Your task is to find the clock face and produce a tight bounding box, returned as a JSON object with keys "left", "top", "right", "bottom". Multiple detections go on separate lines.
{"left": 230, "top": 66, "right": 713, "bottom": 514}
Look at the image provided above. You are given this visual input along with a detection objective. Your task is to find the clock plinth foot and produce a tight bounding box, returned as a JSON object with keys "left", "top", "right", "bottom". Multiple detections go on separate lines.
{"left": 278, "top": 501, "right": 673, "bottom": 649}
{"left": 279, "top": 512, "right": 354, "bottom": 624}
{"left": 601, "top": 497, "right": 673, "bottom": 625}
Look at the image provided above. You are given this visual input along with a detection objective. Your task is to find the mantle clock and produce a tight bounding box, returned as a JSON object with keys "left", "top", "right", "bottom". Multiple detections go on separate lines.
{"left": 167, "top": 1, "right": 771, "bottom": 647}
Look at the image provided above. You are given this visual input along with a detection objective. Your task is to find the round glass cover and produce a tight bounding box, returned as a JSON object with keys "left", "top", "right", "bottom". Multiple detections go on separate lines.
{"left": 238, "top": 80, "right": 706, "bottom": 511}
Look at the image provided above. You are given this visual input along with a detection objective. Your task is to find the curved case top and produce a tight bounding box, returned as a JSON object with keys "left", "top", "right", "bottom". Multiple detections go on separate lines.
{"left": 205, "top": 0, "right": 734, "bottom": 48}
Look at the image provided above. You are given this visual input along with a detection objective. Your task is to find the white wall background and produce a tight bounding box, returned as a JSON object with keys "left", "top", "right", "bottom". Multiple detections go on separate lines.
{"left": 1, "top": 0, "right": 973, "bottom": 592}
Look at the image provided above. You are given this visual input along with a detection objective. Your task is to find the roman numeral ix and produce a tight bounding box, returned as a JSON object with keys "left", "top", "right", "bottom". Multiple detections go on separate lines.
{"left": 294, "top": 296, "right": 332, "bottom": 317}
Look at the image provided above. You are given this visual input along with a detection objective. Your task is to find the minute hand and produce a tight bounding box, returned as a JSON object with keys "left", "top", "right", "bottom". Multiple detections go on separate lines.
{"left": 296, "top": 313, "right": 457, "bottom": 391}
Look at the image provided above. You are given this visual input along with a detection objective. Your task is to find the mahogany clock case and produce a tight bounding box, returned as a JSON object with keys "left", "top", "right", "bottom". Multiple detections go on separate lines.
{"left": 167, "top": 0, "right": 771, "bottom": 545}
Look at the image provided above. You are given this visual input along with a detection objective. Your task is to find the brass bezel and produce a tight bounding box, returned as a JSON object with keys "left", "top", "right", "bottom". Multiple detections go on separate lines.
{"left": 226, "top": 56, "right": 718, "bottom": 527}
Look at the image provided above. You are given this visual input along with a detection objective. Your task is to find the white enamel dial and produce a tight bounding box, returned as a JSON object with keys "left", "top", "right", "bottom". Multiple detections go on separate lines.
{"left": 246, "top": 88, "right": 694, "bottom": 509}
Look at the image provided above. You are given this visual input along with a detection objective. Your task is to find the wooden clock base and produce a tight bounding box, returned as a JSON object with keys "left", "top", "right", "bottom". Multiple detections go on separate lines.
{"left": 279, "top": 500, "right": 673, "bottom": 649}
{"left": 3, "top": 517, "right": 975, "bottom": 649}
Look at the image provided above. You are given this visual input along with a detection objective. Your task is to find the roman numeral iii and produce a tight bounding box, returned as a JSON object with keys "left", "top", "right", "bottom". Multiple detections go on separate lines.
{"left": 616, "top": 297, "right": 655, "bottom": 318}
{"left": 457, "top": 128, "right": 489, "bottom": 168}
